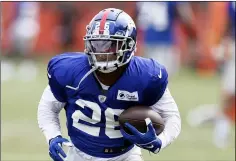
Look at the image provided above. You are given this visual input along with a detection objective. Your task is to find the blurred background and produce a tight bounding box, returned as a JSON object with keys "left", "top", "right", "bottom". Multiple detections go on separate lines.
{"left": 1, "top": 1, "right": 235, "bottom": 161}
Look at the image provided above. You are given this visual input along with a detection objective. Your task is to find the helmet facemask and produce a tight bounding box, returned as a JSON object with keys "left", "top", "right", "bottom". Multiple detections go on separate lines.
{"left": 84, "top": 34, "right": 135, "bottom": 73}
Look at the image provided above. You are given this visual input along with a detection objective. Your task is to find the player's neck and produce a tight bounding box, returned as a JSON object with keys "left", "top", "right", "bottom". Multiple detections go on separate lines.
{"left": 95, "top": 65, "right": 128, "bottom": 87}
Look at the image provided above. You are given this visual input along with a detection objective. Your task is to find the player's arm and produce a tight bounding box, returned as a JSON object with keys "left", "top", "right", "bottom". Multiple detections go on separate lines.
{"left": 121, "top": 88, "right": 181, "bottom": 154}
{"left": 145, "top": 65, "right": 181, "bottom": 150}
{"left": 38, "top": 56, "right": 67, "bottom": 143}
{"left": 37, "top": 85, "right": 64, "bottom": 143}
{"left": 121, "top": 64, "right": 181, "bottom": 154}
{"left": 38, "top": 85, "right": 72, "bottom": 161}
{"left": 37, "top": 56, "right": 72, "bottom": 161}
{"left": 150, "top": 87, "right": 181, "bottom": 150}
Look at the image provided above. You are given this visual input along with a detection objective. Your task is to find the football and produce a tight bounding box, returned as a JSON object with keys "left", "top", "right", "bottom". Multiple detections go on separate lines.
{"left": 119, "top": 106, "right": 165, "bottom": 135}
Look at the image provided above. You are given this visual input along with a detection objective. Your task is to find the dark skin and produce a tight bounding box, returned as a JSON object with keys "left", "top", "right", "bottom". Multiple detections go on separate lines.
{"left": 95, "top": 64, "right": 128, "bottom": 87}
{"left": 92, "top": 53, "right": 129, "bottom": 87}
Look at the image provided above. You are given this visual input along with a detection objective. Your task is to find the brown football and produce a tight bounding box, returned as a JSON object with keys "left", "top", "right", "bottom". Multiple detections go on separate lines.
{"left": 118, "top": 106, "right": 165, "bottom": 135}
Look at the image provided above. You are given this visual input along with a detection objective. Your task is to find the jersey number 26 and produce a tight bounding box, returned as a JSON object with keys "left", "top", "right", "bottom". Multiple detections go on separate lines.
{"left": 72, "top": 99, "right": 124, "bottom": 139}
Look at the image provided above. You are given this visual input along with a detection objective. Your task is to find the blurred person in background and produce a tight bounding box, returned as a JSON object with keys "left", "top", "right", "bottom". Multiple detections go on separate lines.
{"left": 136, "top": 2, "right": 194, "bottom": 76}
{"left": 56, "top": 2, "right": 78, "bottom": 51}
{"left": 8, "top": 2, "right": 40, "bottom": 57}
{"left": 187, "top": 1, "right": 235, "bottom": 149}
{"left": 195, "top": 2, "right": 226, "bottom": 76}
{"left": 175, "top": 2, "right": 206, "bottom": 68}
{"left": 2, "top": 2, "right": 40, "bottom": 82}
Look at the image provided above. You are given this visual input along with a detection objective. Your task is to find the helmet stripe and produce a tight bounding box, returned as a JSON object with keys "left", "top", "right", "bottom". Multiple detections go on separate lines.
{"left": 99, "top": 9, "right": 110, "bottom": 34}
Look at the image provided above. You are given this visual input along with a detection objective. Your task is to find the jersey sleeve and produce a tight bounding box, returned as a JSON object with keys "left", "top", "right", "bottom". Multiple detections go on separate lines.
{"left": 47, "top": 56, "right": 68, "bottom": 102}
{"left": 142, "top": 63, "right": 168, "bottom": 106}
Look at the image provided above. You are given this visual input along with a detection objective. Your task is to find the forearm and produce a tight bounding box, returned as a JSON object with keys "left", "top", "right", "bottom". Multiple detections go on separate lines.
{"left": 37, "top": 85, "right": 65, "bottom": 143}
{"left": 150, "top": 88, "right": 181, "bottom": 149}
{"left": 157, "top": 112, "right": 181, "bottom": 149}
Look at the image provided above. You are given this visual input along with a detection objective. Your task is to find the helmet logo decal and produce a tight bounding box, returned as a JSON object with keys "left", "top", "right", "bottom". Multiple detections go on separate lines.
{"left": 94, "top": 21, "right": 110, "bottom": 35}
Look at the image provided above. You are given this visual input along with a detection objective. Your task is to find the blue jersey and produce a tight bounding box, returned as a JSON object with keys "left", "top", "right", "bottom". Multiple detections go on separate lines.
{"left": 228, "top": 2, "right": 235, "bottom": 37}
{"left": 47, "top": 53, "right": 168, "bottom": 158}
{"left": 137, "top": 2, "right": 177, "bottom": 45}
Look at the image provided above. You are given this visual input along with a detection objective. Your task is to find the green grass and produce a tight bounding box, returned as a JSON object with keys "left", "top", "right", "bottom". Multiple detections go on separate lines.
{"left": 1, "top": 60, "right": 235, "bottom": 161}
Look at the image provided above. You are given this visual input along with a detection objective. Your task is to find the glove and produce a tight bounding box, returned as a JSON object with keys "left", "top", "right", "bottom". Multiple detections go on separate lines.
{"left": 120, "top": 118, "right": 162, "bottom": 154}
{"left": 49, "top": 136, "right": 72, "bottom": 161}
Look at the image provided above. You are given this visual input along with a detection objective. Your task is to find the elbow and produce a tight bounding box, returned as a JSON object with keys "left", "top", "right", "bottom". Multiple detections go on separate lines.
{"left": 171, "top": 102, "right": 182, "bottom": 140}
{"left": 173, "top": 110, "right": 182, "bottom": 140}
{"left": 37, "top": 102, "right": 46, "bottom": 130}
{"left": 168, "top": 110, "right": 182, "bottom": 142}
{"left": 37, "top": 100, "right": 55, "bottom": 130}
{"left": 176, "top": 114, "right": 182, "bottom": 139}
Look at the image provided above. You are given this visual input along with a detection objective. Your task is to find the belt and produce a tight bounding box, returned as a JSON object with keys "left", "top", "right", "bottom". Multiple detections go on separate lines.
{"left": 103, "top": 140, "right": 133, "bottom": 154}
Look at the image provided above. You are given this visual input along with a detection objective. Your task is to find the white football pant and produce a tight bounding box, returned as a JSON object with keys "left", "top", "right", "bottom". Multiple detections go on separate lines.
{"left": 64, "top": 145, "right": 143, "bottom": 161}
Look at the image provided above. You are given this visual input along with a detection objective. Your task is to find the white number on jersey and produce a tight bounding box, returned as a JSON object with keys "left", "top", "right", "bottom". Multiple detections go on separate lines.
{"left": 72, "top": 99, "right": 101, "bottom": 136}
{"left": 72, "top": 99, "right": 124, "bottom": 138}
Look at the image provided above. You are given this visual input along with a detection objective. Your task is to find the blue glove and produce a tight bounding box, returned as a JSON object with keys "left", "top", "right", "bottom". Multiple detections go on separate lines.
{"left": 120, "top": 118, "right": 162, "bottom": 154}
{"left": 49, "top": 136, "right": 70, "bottom": 161}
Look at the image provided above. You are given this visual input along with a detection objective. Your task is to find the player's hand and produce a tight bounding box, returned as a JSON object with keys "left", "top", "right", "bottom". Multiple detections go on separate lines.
{"left": 49, "top": 136, "right": 72, "bottom": 161}
{"left": 120, "top": 118, "right": 162, "bottom": 154}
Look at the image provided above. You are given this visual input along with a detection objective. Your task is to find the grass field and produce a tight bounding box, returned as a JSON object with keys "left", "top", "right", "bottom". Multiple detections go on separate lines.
{"left": 2, "top": 59, "right": 235, "bottom": 161}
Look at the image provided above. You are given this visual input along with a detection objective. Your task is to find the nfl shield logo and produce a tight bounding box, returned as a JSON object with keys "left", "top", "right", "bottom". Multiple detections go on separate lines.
{"left": 98, "top": 95, "right": 106, "bottom": 103}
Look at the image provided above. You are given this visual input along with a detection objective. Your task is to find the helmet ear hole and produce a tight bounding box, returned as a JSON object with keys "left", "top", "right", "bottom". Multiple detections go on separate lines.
{"left": 118, "top": 56, "right": 123, "bottom": 62}
{"left": 126, "top": 39, "right": 135, "bottom": 50}
{"left": 122, "top": 43, "right": 126, "bottom": 50}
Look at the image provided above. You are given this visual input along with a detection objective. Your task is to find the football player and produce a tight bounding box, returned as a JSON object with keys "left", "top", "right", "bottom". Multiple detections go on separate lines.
{"left": 187, "top": 2, "right": 235, "bottom": 148}
{"left": 38, "top": 8, "right": 181, "bottom": 161}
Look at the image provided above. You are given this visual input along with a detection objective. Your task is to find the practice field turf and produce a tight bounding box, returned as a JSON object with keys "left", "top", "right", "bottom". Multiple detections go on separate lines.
{"left": 2, "top": 59, "right": 235, "bottom": 161}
